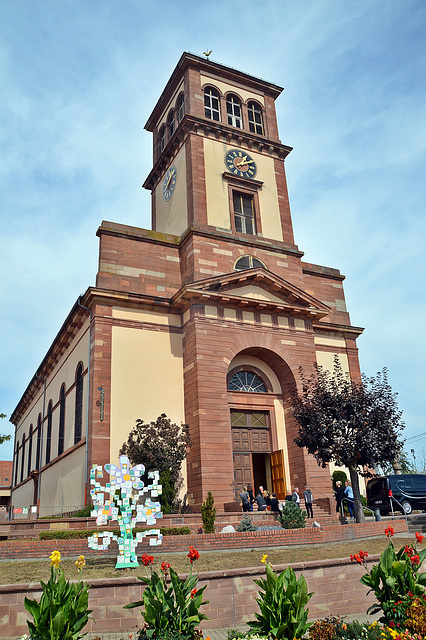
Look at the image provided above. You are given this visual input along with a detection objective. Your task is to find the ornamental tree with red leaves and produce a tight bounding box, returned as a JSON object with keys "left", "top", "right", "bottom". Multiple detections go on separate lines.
{"left": 291, "top": 356, "right": 404, "bottom": 523}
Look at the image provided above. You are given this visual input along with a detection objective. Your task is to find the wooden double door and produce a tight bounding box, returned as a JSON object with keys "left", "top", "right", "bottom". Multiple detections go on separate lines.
{"left": 231, "top": 411, "right": 286, "bottom": 499}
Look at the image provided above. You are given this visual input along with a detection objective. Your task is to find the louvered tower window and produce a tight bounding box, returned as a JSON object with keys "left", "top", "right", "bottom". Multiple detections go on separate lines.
{"left": 233, "top": 192, "right": 255, "bottom": 235}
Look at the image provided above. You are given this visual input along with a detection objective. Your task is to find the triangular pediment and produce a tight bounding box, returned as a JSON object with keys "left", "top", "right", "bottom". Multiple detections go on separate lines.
{"left": 172, "top": 268, "right": 331, "bottom": 320}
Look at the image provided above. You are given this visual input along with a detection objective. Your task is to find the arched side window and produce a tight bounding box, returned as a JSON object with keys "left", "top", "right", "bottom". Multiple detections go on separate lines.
{"left": 228, "top": 370, "right": 268, "bottom": 393}
{"left": 177, "top": 93, "right": 185, "bottom": 123}
{"left": 20, "top": 433, "right": 26, "bottom": 483}
{"left": 14, "top": 441, "right": 19, "bottom": 486}
{"left": 167, "top": 110, "right": 175, "bottom": 138}
{"left": 158, "top": 125, "right": 166, "bottom": 157}
{"left": 35, "top": 413, "right": 42, "bottom": 471}
{"left": 204, "top": 87, "right": 221, "bottom": 121}
{"left": 58, "top": 384, "right": 65, "bottom": 456}
{"left": 27, "top": 425, "right": 33, "bottom": 477}
{"left": 234, "top": 255, "right": 266, "bottom": 271}
{"left": 226, "top": 94, "right": 243, "bottom": 128}
{"left": 74, "top": 364, "right": 84, "bottom": 444}
{"left": 46, "top": 401, "right": 52, "bottom": 465}
{"left": 248, "top": 101, "right": 264, "bottom": 135}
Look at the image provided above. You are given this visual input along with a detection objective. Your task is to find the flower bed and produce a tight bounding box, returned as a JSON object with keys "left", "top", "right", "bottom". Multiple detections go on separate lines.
{"left": 5, "top": 528, "right": 426, "bottom": 640}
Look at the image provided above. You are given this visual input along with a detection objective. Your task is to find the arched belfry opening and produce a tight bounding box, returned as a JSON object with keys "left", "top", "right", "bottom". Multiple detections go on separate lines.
{"left": 226, "top": 349, "right": 295, "bottom": 501}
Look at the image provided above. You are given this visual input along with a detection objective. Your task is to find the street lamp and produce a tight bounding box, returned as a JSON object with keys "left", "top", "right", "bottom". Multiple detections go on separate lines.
{"left": 411, "top": 448, "right": 416, "bottom": 472}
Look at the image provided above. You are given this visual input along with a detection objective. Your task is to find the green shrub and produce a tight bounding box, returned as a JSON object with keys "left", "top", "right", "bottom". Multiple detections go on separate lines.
{"left": 236, "top": 514, "right": 257, "bottom": 532}
{"left": 39, "top": 526, "right": 191, "bottom": 541}
{"left": 278, "top": 500, "right": 306, "bottom": 529}
{"left": 331, "top": 470, "right": 347, "bottom": 492}
{"left": 201, "top": 491, "right": 216, "bottom": 533}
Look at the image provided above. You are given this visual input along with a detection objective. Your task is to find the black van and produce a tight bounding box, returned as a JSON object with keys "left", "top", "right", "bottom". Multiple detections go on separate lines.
{"left": 367, "top": 474, "right": 426, "bottom": 515}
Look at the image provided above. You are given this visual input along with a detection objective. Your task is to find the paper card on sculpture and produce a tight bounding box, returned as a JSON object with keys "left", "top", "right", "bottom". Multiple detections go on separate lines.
{"left": 88, "top": 455, "right": 162, "bottom": 569}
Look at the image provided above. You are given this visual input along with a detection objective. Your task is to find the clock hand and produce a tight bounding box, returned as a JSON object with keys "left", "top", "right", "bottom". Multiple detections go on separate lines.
{"left": 236, "top": 157, "right": 254, "bottom": 166}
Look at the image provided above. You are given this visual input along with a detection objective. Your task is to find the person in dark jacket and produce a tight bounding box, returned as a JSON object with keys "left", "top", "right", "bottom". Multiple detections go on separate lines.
{"left": 247, "top": 484, "right": 255, "bottom": 511}
{"left": 270, "top": 492, "right": 280, "bottom": 512}
{"left": 335, "top": 480, "right": 345, "bottom": 515}
{"left": 255, "top": 490, "right": 267, "bottom": 511}
{"left": 304, "top": 485, "right": 314, "bottom": 519}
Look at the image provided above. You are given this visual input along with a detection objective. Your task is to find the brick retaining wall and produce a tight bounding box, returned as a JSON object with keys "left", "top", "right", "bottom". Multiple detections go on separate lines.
{"left": 0, "top": 555, "right": 381, "bottom": 639}
{"left": 0, "top": 518, "right": 408, "bottom": 559}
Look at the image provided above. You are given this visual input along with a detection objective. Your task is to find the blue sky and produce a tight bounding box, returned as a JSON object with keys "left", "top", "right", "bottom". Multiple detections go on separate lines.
{"left": 1, "top": 0, "right": 425, "bottom": 463}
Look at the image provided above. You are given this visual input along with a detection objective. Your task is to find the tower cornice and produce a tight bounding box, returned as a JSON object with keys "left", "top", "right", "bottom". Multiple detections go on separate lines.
{"left": 143, "top": 114, "right": 292, "bottom": 192}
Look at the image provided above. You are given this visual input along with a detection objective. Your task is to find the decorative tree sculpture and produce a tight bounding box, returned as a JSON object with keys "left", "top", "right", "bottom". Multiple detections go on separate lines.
{"left": 88, "top": 454, "right": 163, "bottom": 568}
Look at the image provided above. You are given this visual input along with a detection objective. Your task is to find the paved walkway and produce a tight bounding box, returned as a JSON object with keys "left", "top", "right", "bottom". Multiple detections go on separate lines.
{"left": 84, "top": 612, "right": 381, "bottom": 640}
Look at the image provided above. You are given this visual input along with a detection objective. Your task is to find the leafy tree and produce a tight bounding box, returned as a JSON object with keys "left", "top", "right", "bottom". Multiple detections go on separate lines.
{"left": 376, "top": 449, "right": 415, "bottom": 476}
{"left": 120, "top": 414, "right": 191, "bottom": 513}
{"left": 291, "top": 357, "right": 404, "bottom": 523}
{"left": 0, "top": 412, "right": 11, "bottom": 445}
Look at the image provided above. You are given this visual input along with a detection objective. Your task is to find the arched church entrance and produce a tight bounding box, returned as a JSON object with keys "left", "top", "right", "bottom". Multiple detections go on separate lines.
{"left": 227, "top": 353, "right": 291, "bottom": 501}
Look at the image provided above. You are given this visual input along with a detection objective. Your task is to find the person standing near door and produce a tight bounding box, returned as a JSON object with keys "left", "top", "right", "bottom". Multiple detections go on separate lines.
{"left": 292, "top": 487, "right": 300, "bottom": 507}
{"left": 304, "top": 485, "right": 314, "bottom": 519}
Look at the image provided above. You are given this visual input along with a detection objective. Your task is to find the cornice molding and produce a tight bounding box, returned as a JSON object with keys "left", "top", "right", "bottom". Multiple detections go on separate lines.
{"left": 143, "top": 114, "right": 292, "bottom": 192}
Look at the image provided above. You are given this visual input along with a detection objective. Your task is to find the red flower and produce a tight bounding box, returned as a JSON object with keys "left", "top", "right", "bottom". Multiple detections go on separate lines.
{"left": 141, "top": 553, "right": 154, "bottom": 567}
{"left": 389, "top": 621, "right": 395, "bottom": 628}
{"left": 416, "top": 531, "right": 425, "bottom": 543}
{"left": 385, "top": 526, "right": 395, "bottom": 537}
{"left": 404, "top": 545, "right": 414, "bottom": 557}
{"left": 410, "top": 554, "right": 420, "bottom": 566}
{"left": 358, "top": 550, "right": 368, "bottom": 560}
{"left": 188, "top": 546, "right": 200, "bottom": 564}
{"left": 190, "top": 588, "right": 197, "bottom": 599}
{"left": 161, "top": 561, "right": 171, "bottom": 573}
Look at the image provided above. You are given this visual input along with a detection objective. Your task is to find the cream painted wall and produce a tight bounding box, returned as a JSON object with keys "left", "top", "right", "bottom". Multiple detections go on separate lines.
{"left": 154, "top": 146, "right": 187, "bottom": 235}
{"left": 113, "top": 308, "right": 181, "bottom": 327}
{"left": 12, "top": 320, "right": 89, "bottom": 490}
{"left": 228, "top": 285, "right": 285, "bottom": 304}
{"left": 40, "top": 447, "right": 86, "bottom": 511}
{"left": 314, "top": 334, "right": 346, "bottom": 348}
{"left": 315, "top": 351, "right": 350, "bottom": 374}
{"left": 10, "top": 479, "right": 34, "bottom": 507}
{"left": 110, "top": 324, "right": 185, "bottom": 472}
{"left": 157, "top": 80, "right": 185, "bottom": 129}
{"left": 203, "top": 139, "right": 283, "bottom": 242}
{"left": 200, "top": 74, "right": 265, "bottom": 105}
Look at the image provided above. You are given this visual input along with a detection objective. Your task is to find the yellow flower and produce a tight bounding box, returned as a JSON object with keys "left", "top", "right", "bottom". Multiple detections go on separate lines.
{"left": 49, "top": 550, "right": 61, "bottom": 568}
{"left": 75, "top": 555, "right": 86, "bottom": 571}
{"left": 261, "top": 554, "right": 268, "bottom": 564}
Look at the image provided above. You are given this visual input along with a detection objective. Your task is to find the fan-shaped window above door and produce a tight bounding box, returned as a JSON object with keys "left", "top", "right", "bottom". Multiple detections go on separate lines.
{"left": 234, "top": 255, "right": 265, "bottom": 271}
{"left": 228, "top": 370, "right": 267, "bottom": 393}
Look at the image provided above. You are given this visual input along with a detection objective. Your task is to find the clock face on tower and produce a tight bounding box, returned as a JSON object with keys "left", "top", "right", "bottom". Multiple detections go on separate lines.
{"left": 225, "top": 149, "right": 257, "bottom": 179}
{"left": 162, "top": 165, "right": 177, "bottom": 201}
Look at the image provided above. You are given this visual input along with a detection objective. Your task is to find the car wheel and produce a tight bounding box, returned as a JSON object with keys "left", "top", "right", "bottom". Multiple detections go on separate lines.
{"left": 401, "top": 500, "right": 412, "bottom": 515}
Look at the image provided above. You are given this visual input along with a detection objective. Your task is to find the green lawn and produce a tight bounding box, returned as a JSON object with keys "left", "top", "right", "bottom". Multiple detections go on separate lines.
{"left": 0, "top": 535, "right": 414, "bottom": 585}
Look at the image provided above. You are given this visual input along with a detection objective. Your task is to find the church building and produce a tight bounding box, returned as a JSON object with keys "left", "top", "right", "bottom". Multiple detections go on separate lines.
{"left": 10, "top": 52, "right": 363, "bottom": 514}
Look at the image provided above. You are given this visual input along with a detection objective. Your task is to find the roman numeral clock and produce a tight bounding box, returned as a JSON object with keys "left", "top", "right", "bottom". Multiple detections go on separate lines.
{"left": 225, "top": 149, "right": 257, "bottom": 179}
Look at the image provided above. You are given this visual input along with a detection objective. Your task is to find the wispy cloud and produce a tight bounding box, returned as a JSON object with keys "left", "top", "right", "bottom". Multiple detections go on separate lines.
{"left": 1, "top": 0, "right": 425, "bottom": 457}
